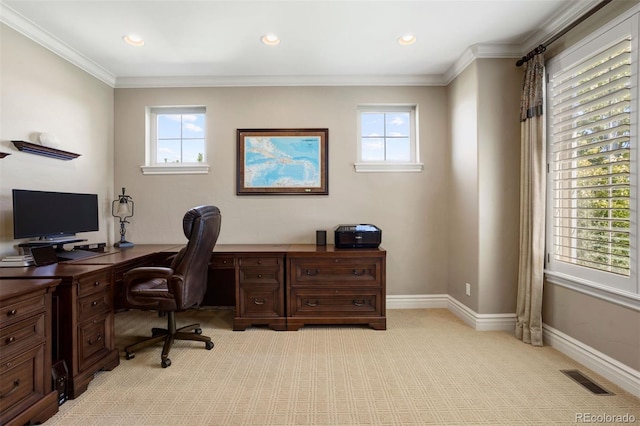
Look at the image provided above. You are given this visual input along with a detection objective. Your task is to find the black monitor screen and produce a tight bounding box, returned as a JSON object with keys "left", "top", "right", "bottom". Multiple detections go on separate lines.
{"left": 12, "top": 189, "right": 99, "bottom": 240}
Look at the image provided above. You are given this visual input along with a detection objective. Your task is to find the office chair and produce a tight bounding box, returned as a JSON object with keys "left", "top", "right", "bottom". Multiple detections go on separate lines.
{"left": 121, "top": 205, "right": 221, "bottom": 368}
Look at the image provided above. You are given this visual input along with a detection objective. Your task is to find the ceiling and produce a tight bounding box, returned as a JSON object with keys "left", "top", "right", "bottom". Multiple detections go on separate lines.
{"left": 0, "top": 0, "right": 600, "bottom": 87}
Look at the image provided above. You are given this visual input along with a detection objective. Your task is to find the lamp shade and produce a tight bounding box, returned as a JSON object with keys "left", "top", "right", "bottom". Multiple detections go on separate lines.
{"left": 115, "top": 200, "right": 131, "bottom": 217}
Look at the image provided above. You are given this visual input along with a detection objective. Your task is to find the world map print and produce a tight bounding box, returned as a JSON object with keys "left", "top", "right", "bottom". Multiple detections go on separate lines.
{"left": 243, "top": 136, "right": 321, "bottom": 188}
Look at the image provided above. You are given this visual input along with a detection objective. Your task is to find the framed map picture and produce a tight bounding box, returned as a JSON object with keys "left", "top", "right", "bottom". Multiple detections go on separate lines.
{"left": 237, "top": 129, "right": 329, "bottom": 195}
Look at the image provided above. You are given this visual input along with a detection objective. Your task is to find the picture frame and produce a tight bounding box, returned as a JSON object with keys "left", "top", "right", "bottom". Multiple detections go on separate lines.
{"left": 237, "top": 128, "right": 329, "bottom": 195}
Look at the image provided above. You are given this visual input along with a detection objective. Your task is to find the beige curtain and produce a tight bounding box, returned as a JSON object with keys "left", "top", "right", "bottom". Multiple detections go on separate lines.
{"left": 516, "top": 54, "right": 545, "bottom": 346}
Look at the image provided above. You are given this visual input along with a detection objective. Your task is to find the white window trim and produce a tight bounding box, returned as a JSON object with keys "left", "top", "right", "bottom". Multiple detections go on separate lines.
{"left": 544, "top": 6, "right": 640, "bottom": 301}
{"left": 141, "top": 106, "right": 209, "bottom": 175}
{"left": 354, "top": 104, "right": 423, "bottom": 173}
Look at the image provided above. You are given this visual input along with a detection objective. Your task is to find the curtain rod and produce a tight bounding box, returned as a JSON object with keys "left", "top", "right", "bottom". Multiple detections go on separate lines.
{"left": 516, "top": 0, "right": 613, "bottom": 67}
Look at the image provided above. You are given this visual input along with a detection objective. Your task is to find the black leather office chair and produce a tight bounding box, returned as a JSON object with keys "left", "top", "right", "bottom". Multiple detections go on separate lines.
{"left": 122, "top": 205, "right": 221, "bottom": 368}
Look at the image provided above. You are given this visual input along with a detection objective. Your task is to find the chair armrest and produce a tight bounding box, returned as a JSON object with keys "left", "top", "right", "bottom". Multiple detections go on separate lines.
{"left": 123, "top": 266, "right": 173, "bottom": 283}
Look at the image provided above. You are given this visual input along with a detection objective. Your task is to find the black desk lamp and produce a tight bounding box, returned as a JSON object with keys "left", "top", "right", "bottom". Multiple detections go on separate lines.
{"left": 112, "top": 187, "right": 134, "bottom": 248}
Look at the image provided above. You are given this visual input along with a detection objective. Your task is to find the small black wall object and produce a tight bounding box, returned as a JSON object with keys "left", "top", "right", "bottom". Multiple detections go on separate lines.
{"left": 316, "top": 230, "right": 326, "bottom": 246}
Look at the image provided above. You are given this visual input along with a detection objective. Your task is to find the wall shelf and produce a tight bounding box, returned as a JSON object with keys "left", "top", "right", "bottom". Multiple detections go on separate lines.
{"left": 11, "top": 140, "right": 80, "bottom": 160}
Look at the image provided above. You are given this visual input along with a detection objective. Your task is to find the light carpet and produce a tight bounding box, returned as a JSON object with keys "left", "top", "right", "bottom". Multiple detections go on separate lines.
{"left": 45, "top": 308, "right": 640, "bottom": 425}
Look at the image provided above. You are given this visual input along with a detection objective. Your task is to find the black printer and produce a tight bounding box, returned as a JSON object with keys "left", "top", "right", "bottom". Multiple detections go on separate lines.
{"left": 334, "top": 224, "right": 382, "bottom": 248}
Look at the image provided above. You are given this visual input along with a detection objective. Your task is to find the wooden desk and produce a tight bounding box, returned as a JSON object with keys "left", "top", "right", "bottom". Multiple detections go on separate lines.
{"left": 0, "top": 278, "right": 60, "bottom": 425}
{"left": 0, "top": 264, "right": 119, "bottom": 399}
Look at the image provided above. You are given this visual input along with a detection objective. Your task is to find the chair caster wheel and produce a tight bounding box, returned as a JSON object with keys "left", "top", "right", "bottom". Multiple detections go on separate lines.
{"left": 125, "top": 352, "right": 135, "bottom": 360}
{"left": 195, "top": 328, "right": 202, "bottom": 335}
{"left": 161, "top": 358, "right": 171, "bottom": 368}
{"left": 205, "top": 341, "right": 214, "bottom": 350}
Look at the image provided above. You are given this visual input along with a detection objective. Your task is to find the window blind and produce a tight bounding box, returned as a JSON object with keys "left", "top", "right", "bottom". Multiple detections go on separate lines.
{"left": 549, "top": 37, "right": 631, "bottom": 277}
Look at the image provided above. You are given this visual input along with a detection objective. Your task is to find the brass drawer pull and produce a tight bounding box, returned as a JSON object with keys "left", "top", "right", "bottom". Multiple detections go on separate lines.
{"left": 88, "top": 334, "right": 102, "bottom": 345}
{"left": 0, "top": 379, "right": 20, "bottom": 399}
{"left": 91, "top": 301, "right": 98, "bottom": 307}
{"left": 257, "top": 259, "right": 262, "bottom": 264}
{"left": 352, "top": 269, "right": 366, "bottom": 276}
{"left": 253, "top": 298, "right": 265, "bottom": 305}
{"left": 306, "top": 300, "right": 318, "bottom": 307}
{"left": 305, "top": 269, "right": 319, "bottom": 276}
{"left": 353, "top": 300, "right": 365, "bottom": 307}
{"left": 6, "top": 309, "right": 17, "bottom": 317}
{"left": 257, "top": 274, "right": 263, "bottom": 278}
{"left": 94, "top": 281, "right": 100, "bottom": 286}
{"left": 5, "top": 336, "right": 16, "bottom": 344}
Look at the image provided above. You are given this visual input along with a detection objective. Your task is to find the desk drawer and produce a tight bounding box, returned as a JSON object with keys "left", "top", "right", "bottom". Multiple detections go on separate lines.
{"left": 210, "top": 255, "right": 235, "bottom": 268}
{"left": 239, "top": 257, "right": 281, "bottom": 268}
{"left": 238, "top": 283, "right": 284, "bottom": 317}
{"left": 0, "top": 315, "right": 45, "bottom": 361}
{"left": 289, "top": 288, "right": 381, "bottom": 317}
{"left": 0, "top": 294, "right": 46, "bottom": 328}
{"left": 77, "top": 316, "right": 110, "bottom": 372}
{"left": 77, "top": 290, "right": 112, "bottom": 323}
{"left": 77, "top": 270, "right": 111, "bottom": 297}
{"left": 0, "top": 345, "right": 45, "bottom": 420}
{"left": 289, "top": 257, "right": 382, "bottom": 287}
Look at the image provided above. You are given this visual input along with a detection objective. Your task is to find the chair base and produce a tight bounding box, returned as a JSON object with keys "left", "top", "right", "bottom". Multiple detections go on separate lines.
{"left": 124, "top": 311, "right": 214, "bottom": 368}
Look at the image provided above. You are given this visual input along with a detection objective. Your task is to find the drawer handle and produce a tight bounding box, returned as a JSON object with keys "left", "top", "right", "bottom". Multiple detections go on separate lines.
{"left": 353, "top": 300, "right": 365, "bottom": 307}
{"left": 0, "top": 379, "right": 20, "bottom": 399}
{"left": 253, "top": 298, "right": 265, "bottom": 305}
{"left": 5, "top": 336, "right": 16, "bottom": 345}
{"left": 88, "top": 334, "right": 102, "bottom": 345}
{"left": 94, "top": 281, "right": 100, "bottom": 287}
{"left": 6, "top": 309, "right": 17, "bottom": 317}
{"left": 257, "top": 259, "right": 262, "bottom": 264}
{"left": 352, "top": 269, "right": 366, "bottom": 276}
{"left": 92, "top": 301, "right": 98, "bottom": 307}
{"left": 305, "top": 269, "right": 319, "bottom": 276}
{"left": 306, "top": 300, "right": 318, "bottom": 307}
{"left": 257, "top": 274, "right": 263, "bottom": 278}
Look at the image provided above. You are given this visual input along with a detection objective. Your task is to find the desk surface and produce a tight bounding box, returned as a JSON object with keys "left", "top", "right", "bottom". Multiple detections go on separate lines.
{"left": 0, "top": 278, "right": 60, "bottom": 300}
{"left": 0, "top": 244, "right": 385, "bottom": 279}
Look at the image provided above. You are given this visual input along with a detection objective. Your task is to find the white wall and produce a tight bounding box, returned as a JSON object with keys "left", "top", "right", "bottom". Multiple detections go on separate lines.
{"left": 0, "top": 25, "right": 114, "bottom": 255}
{"left": 114, "top": 86, "right": 449, "bottom": 296}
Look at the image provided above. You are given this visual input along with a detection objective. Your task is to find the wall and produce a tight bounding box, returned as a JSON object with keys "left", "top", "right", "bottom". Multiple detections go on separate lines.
{"left": 446, "top": 62, "right": 479, "bottom": 311}
{"left": 476, "top": 58, "right": 522, "bottom": 314}
{"left": 0, "top": 24, "right": 114, "bottom": 255}
{"left": 446, "top": 59, "right": 523, "bottom": 315}
{"left": 113, "top": 86, "right": 449, "bottom": 296}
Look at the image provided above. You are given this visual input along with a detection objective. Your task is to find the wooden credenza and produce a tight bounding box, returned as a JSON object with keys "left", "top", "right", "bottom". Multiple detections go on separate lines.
{"left": 0, "top": 279, "right": 60, "bottom": 426}
{"left": 207, "top": 245, "right": 386, "bottom": 331}
{"left": 286, "top": 245, "right": 386, "bottom": 331}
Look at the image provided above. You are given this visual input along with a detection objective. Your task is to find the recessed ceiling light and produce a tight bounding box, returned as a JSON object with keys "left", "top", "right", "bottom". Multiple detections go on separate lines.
{"left": 398, "top": 34, "right": 416, "bottom": 46}
{"left": 123, "top": 34, "right": 144, "bottom": 47}
{"left": 261, "top": 34, "right": 280, "bottom": 46}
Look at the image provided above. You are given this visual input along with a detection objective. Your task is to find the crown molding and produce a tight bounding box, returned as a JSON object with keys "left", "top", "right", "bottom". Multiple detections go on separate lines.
{"left": 0, "top": 2, "right": 117, "bottom": 87}
{"left": 114, "top": 73, "right": 446, "bottom": 88}
{"left": 519, "top": 0, "right": 603, "bottom": 54}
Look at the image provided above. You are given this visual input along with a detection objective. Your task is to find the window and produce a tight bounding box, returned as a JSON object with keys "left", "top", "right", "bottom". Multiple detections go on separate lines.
{"left": 355, "top": 105, "right": 422, "bottom": 172}
{"left": 141, "top": 106, "right": 209, "bottom": 175}
{"left": 546, "top": 11, "right": 638, "bottom": 299}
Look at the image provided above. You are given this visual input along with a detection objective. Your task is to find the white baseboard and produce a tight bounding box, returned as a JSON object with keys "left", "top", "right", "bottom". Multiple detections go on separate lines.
{"left": 386, "top": 294, "right": 448, "bottom": 309}
{"left": 543, "top": 324, "right": 640, "bottom": 398}
{"left": 385, "top": 294, "right": 640, "bottom": 398}
{"left": 386, "top": 294, "right": 516, "bottom": 332}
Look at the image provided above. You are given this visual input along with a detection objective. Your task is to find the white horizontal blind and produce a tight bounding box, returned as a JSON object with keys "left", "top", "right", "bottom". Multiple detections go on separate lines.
{"left": 549, "top": 37, "right": 632, "bottom": 277}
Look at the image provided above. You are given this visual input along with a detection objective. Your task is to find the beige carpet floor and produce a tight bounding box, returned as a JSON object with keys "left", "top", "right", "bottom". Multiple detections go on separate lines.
{"left": 45, "top": 308, "right": 639, "bottom": 425}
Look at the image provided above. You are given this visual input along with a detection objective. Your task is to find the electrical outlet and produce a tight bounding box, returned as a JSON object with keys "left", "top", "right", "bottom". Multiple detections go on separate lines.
{"left": 465, "top": 283, "right": 471, "bottom": 296}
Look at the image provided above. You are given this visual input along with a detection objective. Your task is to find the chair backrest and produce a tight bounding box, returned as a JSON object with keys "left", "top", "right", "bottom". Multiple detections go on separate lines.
{"left": 170, "top": 205, "right": 221, "bottom": 309}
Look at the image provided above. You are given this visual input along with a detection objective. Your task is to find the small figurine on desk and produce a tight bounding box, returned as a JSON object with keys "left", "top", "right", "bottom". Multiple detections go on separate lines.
{"left": 112, "top": 187, "right": 135, "bottom": 248}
